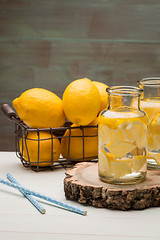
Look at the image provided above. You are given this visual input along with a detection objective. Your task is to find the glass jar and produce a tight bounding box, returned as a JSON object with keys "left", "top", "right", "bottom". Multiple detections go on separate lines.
{"left": 98, "top": 86, "right": 148, "bottom": 184}
{"left": 138, "top": 77, "right": 160, "bottom": 169}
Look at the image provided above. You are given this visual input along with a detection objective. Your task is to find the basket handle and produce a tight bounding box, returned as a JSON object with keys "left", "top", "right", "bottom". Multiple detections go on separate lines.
{"left": 1, "top": 104, "right": 17, "bottom": 120}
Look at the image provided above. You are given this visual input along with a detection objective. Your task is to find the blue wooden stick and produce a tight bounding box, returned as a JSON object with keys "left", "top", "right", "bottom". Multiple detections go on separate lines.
{"left": 6, "top": 173, "right": 46, "bottom": 214}
{"left": 0, "top": 177, "right": 87, "bottom": 216}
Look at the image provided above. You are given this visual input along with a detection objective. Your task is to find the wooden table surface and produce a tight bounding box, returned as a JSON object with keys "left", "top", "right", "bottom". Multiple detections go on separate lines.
{"left": 0, "top": 152, "right": 160, "bottom": 240}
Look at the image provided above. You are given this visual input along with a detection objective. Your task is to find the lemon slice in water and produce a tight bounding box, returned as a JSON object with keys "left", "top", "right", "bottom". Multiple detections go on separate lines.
{"left": 119, "top": 121, "right": 147, "bottom": 149}
{"left": 98, "top": 125, "right": 111, "bottom": 147}
{"left": 148, "top": 113, "right": 160, "bottom": 151}
{"left": 99, "top": 124, "right": 125, "bottom": 148}
{"left": 105, "top": 142, "right": 136, "bottom": 159}
{"left": 148, "top": 135, "right": 160, "bottom": 151}
{"left": 110, "top": 158, "right": 132, "bottom": 178}
{"left": 132, "top": 155, "right": 146, "bottom": 172}
{"left": 98, "top": 149, "right": 111, "bottom": 176}
{"left": 147, "top": 152, "right": 160, "bottom": 166}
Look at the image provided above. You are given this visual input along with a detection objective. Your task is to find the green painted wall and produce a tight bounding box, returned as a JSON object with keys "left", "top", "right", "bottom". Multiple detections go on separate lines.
{"left": 1, "top": 0, "right": 160, "bottom": 150}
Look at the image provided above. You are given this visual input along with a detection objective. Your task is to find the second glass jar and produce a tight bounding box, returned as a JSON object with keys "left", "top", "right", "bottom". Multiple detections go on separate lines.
{"left": 98, "top": 86, "right": 148, "bottom": 184}
{"left": 138, "top": 77, "right": 160, "bottom": 169}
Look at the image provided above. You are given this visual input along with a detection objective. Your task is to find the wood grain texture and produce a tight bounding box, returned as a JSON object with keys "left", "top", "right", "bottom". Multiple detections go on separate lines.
{"left": 1, "top": 0, "right": 160, "bottom": 150}
{"left": 64, "top": 162, "right": 160, "bottom": 210}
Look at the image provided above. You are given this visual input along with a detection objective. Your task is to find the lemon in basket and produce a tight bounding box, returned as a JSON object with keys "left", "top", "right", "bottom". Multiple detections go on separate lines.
{"left": 19, "top": 131, "right": 61, "bottom": 167}
{"left": 61, "top": 118, "right": 98, "bottom": 161}
{"left": 62, "top": 78, "right": 100, "bottom": 125}
{"left": 92, "top": 81, "right": 109, "bottom": 114}
{"left": 13, "top": 88, "right": 66, "bottom": 128}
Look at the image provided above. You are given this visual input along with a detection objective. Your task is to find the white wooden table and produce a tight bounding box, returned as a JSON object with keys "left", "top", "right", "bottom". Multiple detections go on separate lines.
{"left": 0, "top": 151, "right": 160, "bottom": 240}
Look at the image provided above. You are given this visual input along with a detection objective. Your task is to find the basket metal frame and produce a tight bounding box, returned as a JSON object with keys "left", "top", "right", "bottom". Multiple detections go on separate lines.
{"left": 13, "top": 115, "right": 98, "bottom": 172}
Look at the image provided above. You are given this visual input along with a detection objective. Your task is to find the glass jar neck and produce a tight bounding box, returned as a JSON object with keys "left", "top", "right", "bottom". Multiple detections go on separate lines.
{"left": 138, "top": 77, "right": 160, "bottom": 99}
{"left": 107, "top": 86, "right": 143, "bottom": 110}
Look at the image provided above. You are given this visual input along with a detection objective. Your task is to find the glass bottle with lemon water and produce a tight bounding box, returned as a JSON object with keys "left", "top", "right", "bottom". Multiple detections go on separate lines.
{"left": 98, "top": 86, "right": 148, "bottom": 184}
{"left": 138, "top": 78, "right": 160, "bottom": 169}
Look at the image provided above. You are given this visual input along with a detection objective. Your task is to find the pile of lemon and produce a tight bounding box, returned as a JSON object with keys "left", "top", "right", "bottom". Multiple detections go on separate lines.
{"left": 13, "top": 78, "right": 108, "bottom": 166}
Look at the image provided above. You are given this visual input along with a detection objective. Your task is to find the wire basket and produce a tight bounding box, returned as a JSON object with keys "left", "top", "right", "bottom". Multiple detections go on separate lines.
{"left": 1, "top": 104, "right": 98, "bottom": 171}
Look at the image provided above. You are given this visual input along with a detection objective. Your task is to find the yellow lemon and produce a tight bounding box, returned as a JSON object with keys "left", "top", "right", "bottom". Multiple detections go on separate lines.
{"left": 62, "top": 78, "right": 100, "bottom": 125}
{"left": 148, "top": 135, "right": 160, "bottom": 151}
{"left": 132, "top": 155, "right": 146, "bottom": 172}
{"left": 98, "top": 149, "right": 112, "bottom": 176}
{"left": 98, "top": 124, "right": 111, "bottom": 148}
{"left": 105, "top": 142, "right": 136, "bottom": 159}
{"left": 119, "top": 121, "right": 147, "bottom": 149}
{"left": 110, "top": 95, "right": 123, "bottom": 109}
{"left": 13, "top": 88, "right": 66, "bottom": 128}
{"left": 148, "top": 113, "right": 160, "bottom": 151}
{"left": 98, "top": 124, "right": 125, "bottom": 149}
{"left": 98, "top": 149, "right": 133, "bottom": 178}
{"left": 147, "top": 152, "right": 160, "bottom": 166}
{"left": 19, "top": 131, "right": 61, "bottom": 167}
{"left": 149, "top": 112, "right": 160, "bottom": 135}
{"left": 140, "top": 98, "right": 160, "bottom": 122}
{"left": 92, "top": 81, "right": 108, "bottom": 114}
{"left": 98, "top": 114, "right": 119, "bottom": 129}
{"left": 61, "top": 118, "right": 98, "bottom": 161}
{"left": 110, "top": 158, "right": 132, "bottom": 178}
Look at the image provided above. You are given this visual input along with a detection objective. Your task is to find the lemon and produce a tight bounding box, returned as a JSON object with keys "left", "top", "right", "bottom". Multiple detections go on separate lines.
{"left": 19, "top": 131, "right": 61, "bottom": 167}
{"left": 132, "top": 155, "right": 146, "bottom": 172}
{"left": 149, "top": 112, "right": 160, "bottom": 135}
{"left": 119, "top": 121, "right": 147, "bottom": 149}
{"left": 148, "top": 135, "right": 157, "bottom": 151}
{"left": 13, "top": 88, "right": 66, "bottom": 128}
{"left": 98, "top": 124, "right": 125, "bottom": 149}
{"left": 99, "top": 148, "right": 133, "bottom": 178}
{"left": 147, "top": 152, "right": 160, "bottom": 166}
{"left": 152, "top": 135, "right": 160, "bottom": 151}
{"left": 110, "top": 158, "right": 132, "bottom": 178}
{"left": 98, "top": 124, "right": 111, "bottom": 148}
{"left": 110, "top": 95, "right": 123, "bottom": 109}
{"left": 109, "top": 129, "right": 125, "bottom": 144}
{"left": 140, "top": 98, "right": 160, "bottom": 122}
{"left": 148, "top": 135, "right": 160, "bottom": 151}
{"left": 119, "top": 122, "right": 134, "bottom": 141}
{"left": 98, "top": 114, "right": 119, "bottom": 129}
{"left": 62, "top": 78, "right": 100, "bottom": 125}
{"left": 61, "top": 118, "right": 98, "bottom": 161}
{"left": 92, "top": 81, "right": 108, "bottom": 114}
{"left": 105, "top": 142, "right": 136, "bottom": 159}
{"left": 98, "top": 111, "right": 148, "bottom": 130}
{"left": 148, "top": 113, "right": 160, "bottom": 151}
{"left": 98, "top": 149, "right": 112, "bottom": 176}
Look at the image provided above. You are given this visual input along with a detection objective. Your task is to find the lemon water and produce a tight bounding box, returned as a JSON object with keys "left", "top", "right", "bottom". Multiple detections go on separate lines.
{"left": 138, "top": 78, "right": 160, "bottom": 169}
{"left": 141, "top": 98, "right": 160, "bottom": 168}
{"left": 98, "top": 109, "right": 148, "bottom": 184}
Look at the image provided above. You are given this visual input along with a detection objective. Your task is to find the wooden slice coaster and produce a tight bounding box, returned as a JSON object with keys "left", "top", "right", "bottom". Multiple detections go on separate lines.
{"left": 64, "top": 162, "right": 160, "bottom": 210}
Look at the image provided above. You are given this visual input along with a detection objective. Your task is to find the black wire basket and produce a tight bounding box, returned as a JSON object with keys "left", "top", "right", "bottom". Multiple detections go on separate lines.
{"left": 1, "top": 104, "right": 98, "bottom": 171}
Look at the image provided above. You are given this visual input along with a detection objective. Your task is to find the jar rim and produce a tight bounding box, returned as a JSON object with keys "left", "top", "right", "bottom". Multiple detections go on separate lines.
{"left": 138, "top": 77, "right": 160, "bottom": 86}
{"left": 106, "top": 86, "right": 143, "bottom": 96}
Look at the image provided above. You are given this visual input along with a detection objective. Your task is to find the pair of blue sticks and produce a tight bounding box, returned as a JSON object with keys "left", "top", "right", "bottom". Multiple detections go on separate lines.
{"left": 0, "top": 173, "right": 87, "bottom": 216}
